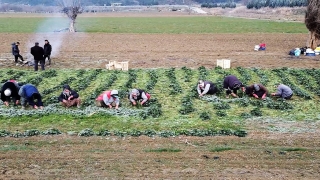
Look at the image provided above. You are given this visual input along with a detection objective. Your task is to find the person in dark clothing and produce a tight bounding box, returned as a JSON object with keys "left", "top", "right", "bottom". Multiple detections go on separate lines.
{"left": 18, "top": 84, "right": 43, "bottom": 109}
{"left": 30, "top": 42, "right": 45, "bottom": 71}
{"left": 43, "top": 40, "right": 52, "bottom": 65}
{"left": 0, "top": 80, "right": 21, "bottom": 106}
{"left": 58, "top": 84, "right": 81, "bottom": 108}
{"left": 244, "top": 83, "right": 268, "bottom": 100}
{"left": 11, "top": 42, "right": 25, "bottom": 64}
{"left": 197, "top": 80, "right": 218, "bottom": 96}
{"left": 223, "top": 75, "right": 245, "bottom": 98}
{"left": 128, "top": 89, "right": 151, "bottom": 106}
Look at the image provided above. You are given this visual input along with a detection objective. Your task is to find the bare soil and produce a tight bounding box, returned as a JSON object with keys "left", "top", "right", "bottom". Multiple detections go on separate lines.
{"left": 1, "top": 131, "right": 319, "bottom": 179}
{"left": 1, "top": 33, "right": 320, "bottom": 69}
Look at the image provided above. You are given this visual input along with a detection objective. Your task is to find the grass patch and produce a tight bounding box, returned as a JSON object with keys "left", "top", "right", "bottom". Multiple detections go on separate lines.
{"left": 0, "top": 16, "right": 308, "bottom": 33}
{"left": 144, "top": 148, "right": 181, "bottom": 153}
{"left": 0, "top": 145, "right": 34, "bottom": 152}
{"left": 209, "top": 146, "right": 233, "bottom": 152}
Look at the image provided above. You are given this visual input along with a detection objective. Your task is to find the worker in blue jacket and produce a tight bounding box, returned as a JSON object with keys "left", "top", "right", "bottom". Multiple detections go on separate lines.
{"left": 18, "top": 84, "right": 43, "bottom": 109}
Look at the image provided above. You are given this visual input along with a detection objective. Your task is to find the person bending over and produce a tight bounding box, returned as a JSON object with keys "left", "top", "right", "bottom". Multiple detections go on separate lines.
{"left": 129, "top": 89, "right": 151, "bottom": 106}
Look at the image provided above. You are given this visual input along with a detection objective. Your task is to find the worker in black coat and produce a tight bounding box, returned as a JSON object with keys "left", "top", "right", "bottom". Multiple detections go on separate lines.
{"left": 43, "top": 40, "right": 52, "bottom": 65}
{"left": 30, "top": 42, "right": 45, "bottom": 71}
{"left": 0, "top": 80, "right": 21, "bottom": 106}
{"left": 223, "top": 75, "right": 245, "bottom": 98}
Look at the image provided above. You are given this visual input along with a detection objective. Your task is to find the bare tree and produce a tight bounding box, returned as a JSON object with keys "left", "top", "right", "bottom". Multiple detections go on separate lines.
{"left": 57, "top": 0, "right": 82, "bottom": 32}
{"left": 305, "top": 0, "right": 320, "bottom": 49}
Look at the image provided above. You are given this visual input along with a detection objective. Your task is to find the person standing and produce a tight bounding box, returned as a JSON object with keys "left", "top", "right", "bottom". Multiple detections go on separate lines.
{"left": 271, "top": 83, "right": 293, "bottom": 100}
{"left": 128, "top": 89, "right": 151, "bottom": 106}
{"left": 30, "top": 42, "right": 44, "bottom": 71}
{"left": 18, "top": 84, "right": 43, "bottom": 109}
{"left": 223, "top": 75, "right": 245, "bottom": 98}
{"left": 58, "top": 84, "right": 81, "bottom": 108}
{"left": 43, "top": 40, "right": 52, "bottom": 65}
{"left": 0, "top": 80, "right": 21, "bottom": 106}
{"left": 11, "top": 42, "right": 25, "bottom": 64}
{"left": 197, "top": 80, "right": 218, "bottom": 97}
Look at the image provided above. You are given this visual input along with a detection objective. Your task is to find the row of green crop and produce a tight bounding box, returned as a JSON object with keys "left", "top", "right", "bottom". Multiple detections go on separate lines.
{"left": 0, "top": 127, "right": 247, "bottom": 138}
{"left": 1, "top": 67, "right": 320, "bottom": 137}
{"left": 2, "top": 67, "right": 320, "bottom": 99}
{"left": 1, "top": 67, "right": 319, "bottom": 119}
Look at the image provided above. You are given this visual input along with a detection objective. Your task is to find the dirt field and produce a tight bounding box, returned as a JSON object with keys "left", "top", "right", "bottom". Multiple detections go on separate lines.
{"left": 1, "top": 6, "right": 317, "bottom": 70}
{"left": 1, "top": 9, "right": 320, "bottom": 179}
{"left": 1, "top": 130, "right": 319, "bottom": 179}
{"left": 1, "top": 33, "right": 320, "bottom": 69}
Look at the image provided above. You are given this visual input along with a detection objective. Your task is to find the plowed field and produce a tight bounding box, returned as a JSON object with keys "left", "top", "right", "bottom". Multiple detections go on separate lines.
{"left": 1, "top": 33, "right": 319, "bottom": 69}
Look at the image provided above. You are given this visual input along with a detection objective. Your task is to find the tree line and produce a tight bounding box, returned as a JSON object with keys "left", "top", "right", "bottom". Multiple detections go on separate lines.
{"left": 1, "top": 0, "right": 239, "bottom": 6}
{"left": 246, "top": 0, "right": 307, "bottom": 9}
{"left": 1, "top": 0, "right": 308, "bottom": 8}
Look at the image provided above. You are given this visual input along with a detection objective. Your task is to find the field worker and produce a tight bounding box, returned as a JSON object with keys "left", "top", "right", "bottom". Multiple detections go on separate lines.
{"left": 43, "top": 40, "right": 52, "bottom": 65}
{"left": 95, "top": 90, "right": 119, "bottom": 109}
{"left": 129, "top": 89, "right": 151, "bottom": 106}
{"left": 244, "top": 83, "right": 268, "bottom": 100}
{"left": 18, "top": 84, "right": 43, "bottom": 109}
{"left": 197, "top": 80, "right": 218, "bottom": 97}
{"left": 0, "top": 80, "right": 21, "bottom": 106}
{"left": 223, "top": 75, "right": 245, "bottom": 98}
{"left": 30, "top": 42, "right": 45, "bottom": 71}
{"left": 11, "top": 42, "right": 26, "bottom": 65}
{"left": 271, "top": 83, "right": 293, "bottom": 100}
{"left": 58, "top": 84, "right": 81, "bottom": 108}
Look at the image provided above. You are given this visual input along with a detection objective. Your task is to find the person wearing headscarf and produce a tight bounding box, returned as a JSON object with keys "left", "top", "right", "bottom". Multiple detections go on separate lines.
{"left": 58, "top": 84, "right": 81, "bottom": 108}
{"left": 244, "top": 83, "right": 268, "bottom": 99}
{"left": 96, "top": 90, "right": 119, "bottom": 109}
{"left": 129, "top": 89, "right": 151, "bottom": 106}
{"left": 197, "top": 80, "right": 218, "bottom": 97}
{"left": 271, "top": 83, "right": 293, "bottom": 100}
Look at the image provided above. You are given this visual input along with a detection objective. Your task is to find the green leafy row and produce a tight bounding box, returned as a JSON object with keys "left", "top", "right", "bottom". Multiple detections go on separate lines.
{"left": 0, "top": 128, "right": 247, "bottom": 138}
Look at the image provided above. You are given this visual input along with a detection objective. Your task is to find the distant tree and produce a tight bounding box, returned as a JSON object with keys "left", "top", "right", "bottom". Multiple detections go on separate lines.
{"left": 305, "top": 0, "right": 320, "bottom": 49}
{"left": 57, "top": 0, "right": 82, "bottom": 32}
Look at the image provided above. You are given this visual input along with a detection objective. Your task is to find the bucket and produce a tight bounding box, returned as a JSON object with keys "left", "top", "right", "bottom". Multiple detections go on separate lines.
{"left": 254, "top": 45, "right": 260, "bottom": 51}
{"left": 294, "top": 49, "right": 301, "bottom": 57}
{"left": 217, "top": 59, "right": 231, "bottom": 69}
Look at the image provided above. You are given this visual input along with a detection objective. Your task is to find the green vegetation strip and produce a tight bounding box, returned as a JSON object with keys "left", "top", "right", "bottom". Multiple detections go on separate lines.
{"left": 0, "top": 16, "right": 307, "bottom": 33}
{"left": 0, "top": 67, "right": 320, "bottom": 137}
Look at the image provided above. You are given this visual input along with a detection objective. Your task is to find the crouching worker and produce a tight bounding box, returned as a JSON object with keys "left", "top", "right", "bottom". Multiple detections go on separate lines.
{"left": 244, "top": 83, "right": 268, "bottom": 100}
{"left": 223, "top": 75, "right": 245, "bottom": 98}
{"left": 129, "top": 89, "right": 151, "bottom": 106}
{"left": 0, "top": 80, "right": 21, "bottom": 106}
{"left": 96, "top": 90, "right": 119, "bottom": 109}
{"left": 58, "top": 84, "right": 81, "bottom": 108}
{"left": 197, "top": 80, "right": 218, "bottom": 97}
{"left": 18, "top": 84, "right": 43, "bottom": 109}
{"left": 271, "top": 83, "right": 293, "bottom": 100}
